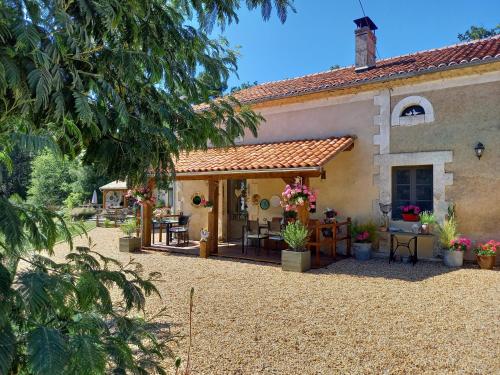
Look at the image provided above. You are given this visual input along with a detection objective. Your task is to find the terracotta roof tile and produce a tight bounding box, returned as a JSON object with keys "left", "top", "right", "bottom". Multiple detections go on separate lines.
{"left": 175, "top": 136, "right": 355, "bottom": 174}
{"left": 197, "top": 36, "right": 500, "bottom": 108}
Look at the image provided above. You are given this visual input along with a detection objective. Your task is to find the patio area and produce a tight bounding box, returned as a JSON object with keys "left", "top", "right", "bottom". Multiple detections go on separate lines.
{"left": 53, "top": 227, "right": 500, "bottom": 374}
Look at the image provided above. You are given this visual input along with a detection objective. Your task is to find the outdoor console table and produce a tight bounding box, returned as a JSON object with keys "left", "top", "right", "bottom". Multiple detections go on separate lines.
{"left": 389, "top": 231, "right": 419, "bottom": 265}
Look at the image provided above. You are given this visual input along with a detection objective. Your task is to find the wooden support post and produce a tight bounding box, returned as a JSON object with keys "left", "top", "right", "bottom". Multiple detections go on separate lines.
{"left": 102, "top": 191, "right": 107, "bottom": 209}
{"left": 207, "top": 179, "right": 219, "bottom": 255}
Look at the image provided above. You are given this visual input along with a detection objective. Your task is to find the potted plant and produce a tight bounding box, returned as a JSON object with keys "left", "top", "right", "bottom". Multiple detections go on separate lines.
{"left": 473, "top": 240, "right": 499, "bottom": 270}
{"left": 199, "top": 228, "right": 209, "bottom": 258}
{"left": 281, "top": 221, "right": 311, "bottom": 272}
{"left": 400, "top": 205, "right": 421, "bottom": 222}
{"left": 351, "top": 222, "right": 377, "bottom": 260}
{"left": 418, "top": 211, "right": 436, "bottom": 234}
{"left": 322, "top": 208, "right": 338, "bottom": 237}
{"left": 200, "top": 198, "right": 214, "bottom": 212}
{"left": 444, "top": 237, "right": 471, "bottom": 267}
{"left": 283, "top": 210, "right": 297, "bottom": 224}
{"left": 438, "top": 215, "right": 458, "bottom": 263}
{"left": 119, "top": 219, "right": 141, "bottom": 252}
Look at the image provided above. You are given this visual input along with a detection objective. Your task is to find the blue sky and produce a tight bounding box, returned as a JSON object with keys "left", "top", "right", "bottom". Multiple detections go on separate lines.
{"left": 213, "top": 0, "right": 500, "bottom": 89}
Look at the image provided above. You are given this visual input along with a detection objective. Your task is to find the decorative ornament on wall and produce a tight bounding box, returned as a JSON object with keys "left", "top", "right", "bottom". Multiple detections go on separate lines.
{"left": 191, "top": 193, "right": 205, "bottom": 207}
{"left": 259, "top": 199, "right": 270, "bottom": 210}
{"left": 270, "top": 195, "right": 281, "bottom": 208}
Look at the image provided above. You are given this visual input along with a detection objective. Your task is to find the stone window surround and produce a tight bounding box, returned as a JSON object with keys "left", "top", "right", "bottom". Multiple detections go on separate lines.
{"left": 391, "top": 95, "right": 435, "bottom": 127}
{"left": 373, "top": 89, "right": 453, "bottom": 223}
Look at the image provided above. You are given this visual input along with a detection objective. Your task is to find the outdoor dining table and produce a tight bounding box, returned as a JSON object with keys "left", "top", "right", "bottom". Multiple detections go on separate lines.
{"left": 163, "top": 218, "right": 179, "bottom": 246}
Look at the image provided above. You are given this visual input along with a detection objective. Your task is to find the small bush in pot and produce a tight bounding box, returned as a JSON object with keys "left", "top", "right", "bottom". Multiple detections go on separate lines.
{"left": 419, "top": 211, "right": 436, "bottom": 234}
{"left": 401, "top": 205, "right": 420, "bottom": 222}
{"left": 473, "top": 240, "right": 499, "bottom": 270}
{"left": 119, "top": 219, "right": 141, "bottom": 252}
{"left": 351, "top": 221, "right": 377, "bottom": 260}
{"left": 281, "top": 221, "right": 311, "bottom": 272}
{"left": 444, "top": 237, "right": 471, "bottom": 267}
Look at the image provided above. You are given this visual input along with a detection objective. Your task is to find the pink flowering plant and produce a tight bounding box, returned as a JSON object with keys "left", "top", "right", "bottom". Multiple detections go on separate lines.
{"left": 401, "top": 205, "right": 421, "bottom": 215}
{"left": 448, "top": 237, "right": 471, "bottom": 252}
{"left": 126, "top": 186, "right": 156, "bottom": 205}
{"left": 281, "top": 182, "right": 317, "bottom": 212}
{"left": 200, "top": 198, "right": 213, "bottom": 208}
{"left": 351, "top": 221, "right": 377, "bottom": 243}
{"left": 473, "top": 240, "right": 500, "bottom": 256}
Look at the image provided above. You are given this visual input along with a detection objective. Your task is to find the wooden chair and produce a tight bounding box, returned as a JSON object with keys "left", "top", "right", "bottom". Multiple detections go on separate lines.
{"left": 268, "top": 217, "right": 285, "bottom": 250}
{"left": 242, "top": 220, "right": 268, "bottom": 254}
{"left": 170, "top": 215, "right": 190, "bottom": 246}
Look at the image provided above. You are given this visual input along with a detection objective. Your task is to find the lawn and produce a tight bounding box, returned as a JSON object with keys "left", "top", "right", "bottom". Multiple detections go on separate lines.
{"left": 56, "top": 220, "right": 96, "bottom": 243}
{"left": 52, "top": 227, "right": 500, "bottom": 374}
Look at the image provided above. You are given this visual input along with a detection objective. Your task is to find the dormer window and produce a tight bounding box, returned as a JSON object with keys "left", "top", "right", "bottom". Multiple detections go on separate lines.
{"left": 401, "top": 105, "right": 425, "bottom": 117}
{"left": 391, "top": 96, "right": 434, "bottom": 126}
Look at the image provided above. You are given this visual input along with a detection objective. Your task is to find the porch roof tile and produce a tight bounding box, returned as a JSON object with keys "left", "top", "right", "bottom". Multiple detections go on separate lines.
{"left": 175, "top": 136, "right": 355, "bottom": 174}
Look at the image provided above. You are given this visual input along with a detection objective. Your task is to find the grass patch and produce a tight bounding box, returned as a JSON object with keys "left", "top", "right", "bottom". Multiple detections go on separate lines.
{"left": 57, "top": 220, "right": 96, "bottom": 243}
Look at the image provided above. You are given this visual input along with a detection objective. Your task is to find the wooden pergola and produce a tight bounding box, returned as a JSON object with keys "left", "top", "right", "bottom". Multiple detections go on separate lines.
{"left": 99, "top": 180, "right": 129, "bottom": 209}
{"left": 141, "top": 135, "right": 356, "bottom": 255}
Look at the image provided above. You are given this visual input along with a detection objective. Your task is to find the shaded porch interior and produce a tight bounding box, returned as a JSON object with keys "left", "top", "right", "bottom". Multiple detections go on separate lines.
{"left": 141, "top": 136, "right": 356, "bottom": 267}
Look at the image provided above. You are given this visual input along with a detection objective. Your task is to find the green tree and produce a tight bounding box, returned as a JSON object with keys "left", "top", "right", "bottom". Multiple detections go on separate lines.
{"left": 0, "top": 147, "right": 33, "bottom": 199}
{"left": 0, "top": 1, "right": 295, "bottom": 373}
{"left": 230, "top": 80, "right": 259, "bottom": 93}
{"left": 27, "top": 150, "right": 74, "bottom": 208}
{"left": 458, "top": 24, "right": 500, "bottom": 41}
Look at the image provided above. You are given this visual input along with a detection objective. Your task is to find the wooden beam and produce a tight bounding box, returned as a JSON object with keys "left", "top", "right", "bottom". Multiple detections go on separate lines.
{"left": 207, "top": 179, "right": 219, "bottom": 255}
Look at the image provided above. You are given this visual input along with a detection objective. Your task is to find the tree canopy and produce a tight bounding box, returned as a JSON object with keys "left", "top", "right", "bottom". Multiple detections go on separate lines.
{"left": 0, "top": 1, "right": 295, "bottom": 373}
{"left": 458, "top": 24, "right": 500, "bottom": 42}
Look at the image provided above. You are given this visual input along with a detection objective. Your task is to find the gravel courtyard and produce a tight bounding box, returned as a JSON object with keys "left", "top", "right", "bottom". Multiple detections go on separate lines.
{"left": 53, "top": 227, "right": 499, "bottom": 374}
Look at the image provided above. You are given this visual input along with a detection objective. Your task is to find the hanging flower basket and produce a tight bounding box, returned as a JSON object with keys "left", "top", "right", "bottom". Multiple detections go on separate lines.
{"left": 281, "top": 180, "right": 317, "bottom": 225}
{"left": 126, "top": 186, "right": 156, "bottom": 206}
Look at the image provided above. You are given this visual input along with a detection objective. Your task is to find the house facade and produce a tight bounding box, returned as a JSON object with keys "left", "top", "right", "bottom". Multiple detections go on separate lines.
{"left": 157, "top": 18, "right": 500, "bottom": 261}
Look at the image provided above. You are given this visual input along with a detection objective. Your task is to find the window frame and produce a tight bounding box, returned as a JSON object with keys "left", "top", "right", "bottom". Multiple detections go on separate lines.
{"left": 391, "top": 165, "right": 433, "bottom": 219}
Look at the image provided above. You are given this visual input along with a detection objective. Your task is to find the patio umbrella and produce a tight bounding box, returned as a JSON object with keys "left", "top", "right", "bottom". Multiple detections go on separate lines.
{"left": 91, "top": 190, "right": 98, "bottom": 205}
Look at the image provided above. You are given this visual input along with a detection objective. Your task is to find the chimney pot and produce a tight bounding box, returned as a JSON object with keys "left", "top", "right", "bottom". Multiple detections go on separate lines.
{"left": 353, "top": 16, "right": 377, "bottom": 72}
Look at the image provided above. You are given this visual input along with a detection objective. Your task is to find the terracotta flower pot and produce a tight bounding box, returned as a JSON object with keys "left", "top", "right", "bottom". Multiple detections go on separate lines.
{"left": 476, "top": 255, "right": 496, "bottom": 270}
{"left": 402, "top": 213, "right": 419, "bottom": 222}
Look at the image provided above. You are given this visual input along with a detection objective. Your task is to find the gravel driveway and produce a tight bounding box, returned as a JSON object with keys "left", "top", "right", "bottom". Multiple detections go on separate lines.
{"left": 53, "top": 227, "right": 500, "bottom": 374}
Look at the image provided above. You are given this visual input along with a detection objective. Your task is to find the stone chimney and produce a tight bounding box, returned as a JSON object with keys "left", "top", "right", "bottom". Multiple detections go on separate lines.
{"left": 354, "top": 16, "right": 378, "bottom": 71}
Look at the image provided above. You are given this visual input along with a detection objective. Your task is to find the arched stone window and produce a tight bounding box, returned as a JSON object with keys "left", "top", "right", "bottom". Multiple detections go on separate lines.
{"left": 391, "top": 96, "right": 434, "bottom": 126}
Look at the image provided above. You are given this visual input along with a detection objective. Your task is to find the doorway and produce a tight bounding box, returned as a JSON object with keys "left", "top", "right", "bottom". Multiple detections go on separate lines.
{"left": 226, "top": 179, "right": 248, "bottom": 241}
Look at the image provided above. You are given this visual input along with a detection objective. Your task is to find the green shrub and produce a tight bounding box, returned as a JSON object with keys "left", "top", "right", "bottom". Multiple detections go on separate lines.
{"left": 103, "top": 218, "right": 113, "bottom": 228}
{"left": 351, "top": 221, "right": 378, "bottom": 243}
{"left": 419, "top": 211, "right": 436, "bottom": 225}
{"left": 282, "top": 221, "right": 309, "bottom": 251}
{"left": 120, "top": 219, "right": 137, "bottom": 237}
{"left": 64, "top": 191, "right": 84, "bottom": 210}
{"left": 70, "top": 207, "right": 96, "bottom": 220}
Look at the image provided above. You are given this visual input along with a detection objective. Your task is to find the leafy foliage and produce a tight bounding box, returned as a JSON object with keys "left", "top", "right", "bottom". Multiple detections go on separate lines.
{"left": 120, "top": 219, "right": 138, "bottom": 237}
{"left": 458, "top": 24, "right": 500, "bottom": 41}
{"left": 283, "top": 221, "right": 309, "bottom": 251}
{"left": 350, "top": 221, "right": 377, "bottom": 243}
{"left": 438, "top": 215, "right": 458, "bottom": 249}
{"left": 0, "top": 0, "right": 294, "bottom": 185}
{"left": 0, "top": 0, "right": 296, "bottom": 372}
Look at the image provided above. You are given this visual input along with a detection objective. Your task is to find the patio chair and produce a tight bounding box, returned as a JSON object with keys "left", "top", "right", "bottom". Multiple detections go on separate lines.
{"left": 268, "top": 217, "right": 285, "bottom": 250}
{"left": 242, "top": 220, "right": 268, "bottom": 254}
{"left": 170, "top": 215, "right": 190, "bottom": 246}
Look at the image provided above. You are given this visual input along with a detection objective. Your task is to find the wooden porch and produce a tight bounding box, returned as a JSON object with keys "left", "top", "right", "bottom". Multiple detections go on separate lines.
{"left": 145, "top": 237, "right": 339, "bottom": 268}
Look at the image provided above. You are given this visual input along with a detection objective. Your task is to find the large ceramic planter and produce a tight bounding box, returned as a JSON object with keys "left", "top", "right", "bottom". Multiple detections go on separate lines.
{"left": 443, "top": 250, "right": 463, "bottom": 267}
{"left": 353, "top": 242, "right": 372, "bottom": 261}
{"left": 402, "top": 213, "right": 419, "bottom": 222}
{"left": 281, "top": 250, "right": 311, "bottom": 272}
{"left": 119, "top": 236, "right": 141, "bottom": 252}
{"left": 476, "top": 255, "right": 496, "bottom": 270}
